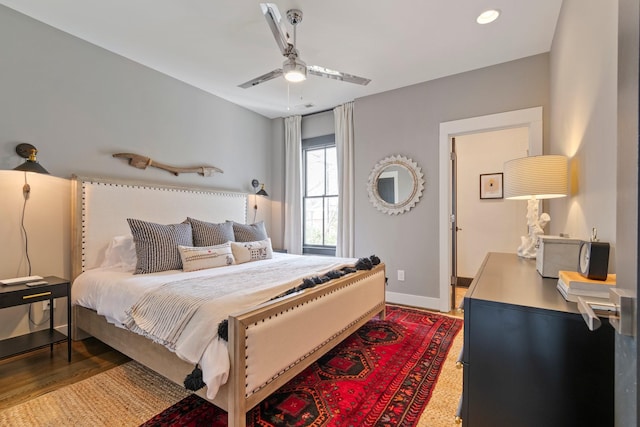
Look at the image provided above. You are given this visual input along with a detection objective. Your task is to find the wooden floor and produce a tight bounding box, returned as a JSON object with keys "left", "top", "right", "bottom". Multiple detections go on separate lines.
{"left": 0, "top": 338, "right": 129, "bottom": 411}
{"left": 0, "top": 290, "right": 468, "bottom": 412}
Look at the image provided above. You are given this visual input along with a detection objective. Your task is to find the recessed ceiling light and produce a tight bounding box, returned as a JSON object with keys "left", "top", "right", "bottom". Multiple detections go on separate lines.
{"left": 477, "top": 9, "right": 501, "bottom": 24}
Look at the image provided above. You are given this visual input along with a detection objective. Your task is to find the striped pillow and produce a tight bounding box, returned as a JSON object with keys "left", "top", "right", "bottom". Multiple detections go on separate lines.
{"left": 187, "top": 217, "right": 235, "bottom": 246}
{"left": 178, "top": 242, "right": 235, "bottom": 272}
{"left": 127, "top": 218, "right": 193, "bottom": 274}
{"left": 230, "top": 221, "right": 268, "bottom": 242}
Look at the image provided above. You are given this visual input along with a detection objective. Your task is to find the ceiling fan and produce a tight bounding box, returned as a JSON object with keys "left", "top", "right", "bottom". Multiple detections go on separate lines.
{"left": 238, "top": 3, "right": 371, "bottom": 89}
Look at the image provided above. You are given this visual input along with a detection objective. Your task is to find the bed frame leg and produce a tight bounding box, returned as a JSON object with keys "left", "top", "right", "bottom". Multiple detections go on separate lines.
{"left": 227, "top": 408, "right": 246, "bottom": 427}
{"left": 228, "top": 317, "right": 247, "bottom": 427}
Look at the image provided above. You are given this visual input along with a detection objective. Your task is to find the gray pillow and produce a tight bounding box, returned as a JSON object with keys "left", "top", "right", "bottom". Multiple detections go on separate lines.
{"left": 127, "top": 218, "right": 193, "bottom": 274}
{"left": 187, "top": 217, "right": 235, "bottom": 246}
{"left": 229, "top": 221, "right": 268, "bottom": 242}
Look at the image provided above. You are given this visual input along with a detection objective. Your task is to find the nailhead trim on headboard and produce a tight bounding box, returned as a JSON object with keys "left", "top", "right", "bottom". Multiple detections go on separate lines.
{"left": 75, "top": 176, "right": 248, "bottom": 274}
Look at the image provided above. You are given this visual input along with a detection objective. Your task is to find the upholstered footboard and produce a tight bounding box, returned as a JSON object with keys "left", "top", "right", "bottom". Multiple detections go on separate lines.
{"left": 227, "top": 263, "right": 386, "bottom": 426}
{"left": 73, "top": 263, "right": 385, "bottom": 427}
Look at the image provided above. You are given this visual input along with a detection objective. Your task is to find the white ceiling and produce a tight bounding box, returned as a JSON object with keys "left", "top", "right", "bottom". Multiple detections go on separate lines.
{"left": 1, "top": 0, "right": 563, "bottom": 119}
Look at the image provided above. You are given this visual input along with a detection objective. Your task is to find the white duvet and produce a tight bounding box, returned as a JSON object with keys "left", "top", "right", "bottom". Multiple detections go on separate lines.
{"left": 71, "top": 253, "right": 355, "bottom": 399}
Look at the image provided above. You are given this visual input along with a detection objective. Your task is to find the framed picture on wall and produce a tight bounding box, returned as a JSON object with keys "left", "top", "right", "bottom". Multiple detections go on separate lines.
{"left": 480, "top": 173, "right": 503, "bottom": 199}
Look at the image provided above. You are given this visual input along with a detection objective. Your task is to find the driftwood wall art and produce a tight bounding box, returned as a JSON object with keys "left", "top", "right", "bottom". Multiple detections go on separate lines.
{"left": 113, "top": 153, "right": 223, "bottom": 177}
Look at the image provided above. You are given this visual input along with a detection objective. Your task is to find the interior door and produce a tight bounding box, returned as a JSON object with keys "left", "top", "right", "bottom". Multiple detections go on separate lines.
{"left": 450, "top": 137, "right": 458, "bottom": 310}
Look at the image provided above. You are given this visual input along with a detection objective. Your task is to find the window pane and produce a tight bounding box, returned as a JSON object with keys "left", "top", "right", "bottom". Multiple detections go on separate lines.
{"left": 324, "top": 196, "right": 338, "bottom": 246}
{"left": 306, "top": 149, "right": 325, "bottom": 196}
{"left": 304, "top": 198, "right": 324, "bottom": 245}
{"left": 326, "top": 147, "right": 338, "bottom": 196}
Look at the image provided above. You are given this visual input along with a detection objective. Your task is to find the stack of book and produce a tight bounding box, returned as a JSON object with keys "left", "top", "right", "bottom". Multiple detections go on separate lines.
{"left": 556, "top": 270, "right": 616, "bottom": 302}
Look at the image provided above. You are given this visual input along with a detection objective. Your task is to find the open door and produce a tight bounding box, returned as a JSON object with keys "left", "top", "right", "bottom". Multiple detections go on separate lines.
{"left": 450, "top": 137, "right": 458, "bottom": 311}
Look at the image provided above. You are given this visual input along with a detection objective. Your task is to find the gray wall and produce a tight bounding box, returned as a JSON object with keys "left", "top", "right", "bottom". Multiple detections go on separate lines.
{"left": 0, "top": 5, "right": 273, "bottom": 194}
{"left": 549, "top": 1, "right": 637, "bottom": 424}
{"left": 549, "top": 0, "right": 618, "bottom": 252}
{"left": 353, "top": 54, "right": 550, "bottom": 300}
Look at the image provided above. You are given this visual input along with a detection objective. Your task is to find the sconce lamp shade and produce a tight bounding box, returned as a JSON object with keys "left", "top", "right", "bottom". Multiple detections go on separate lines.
{"left": 251, "top": 179, "right": 269, "bottom": 197}
{"left": 503, "top": 155, "right": 567, "bottom": 200}
{"left": 13, "top": 143, "right": 49, "bottom": 175}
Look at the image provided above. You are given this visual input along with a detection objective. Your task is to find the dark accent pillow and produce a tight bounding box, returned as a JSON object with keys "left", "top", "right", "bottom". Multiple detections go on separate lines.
{"left": 229, "top": 221, "right": 268, "bottom": 242}
{"left": 127, "top": 218, "right": 193, "bottom": 274}
{"left": 187, "top": 217, "right": 235, "bottom": 246}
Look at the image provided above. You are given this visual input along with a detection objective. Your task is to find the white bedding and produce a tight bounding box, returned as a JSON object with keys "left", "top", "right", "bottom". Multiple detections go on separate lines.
{"left": 72, "top": 253, "right": 356, "bottom": 399}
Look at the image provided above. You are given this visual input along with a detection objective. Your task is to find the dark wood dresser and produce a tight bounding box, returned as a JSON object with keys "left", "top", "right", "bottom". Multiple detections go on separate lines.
{"left": 461, "top": 252, "right": 613, "bottom": 427}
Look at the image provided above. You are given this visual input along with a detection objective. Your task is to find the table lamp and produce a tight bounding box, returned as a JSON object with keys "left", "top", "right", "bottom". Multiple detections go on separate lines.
{"left": 503, "top": 154, "right": 567, "bottom": 258}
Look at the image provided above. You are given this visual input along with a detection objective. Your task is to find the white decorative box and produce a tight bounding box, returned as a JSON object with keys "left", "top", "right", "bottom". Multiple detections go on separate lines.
{"left": 536, "top": 235, "right": 582, "bottom": 278}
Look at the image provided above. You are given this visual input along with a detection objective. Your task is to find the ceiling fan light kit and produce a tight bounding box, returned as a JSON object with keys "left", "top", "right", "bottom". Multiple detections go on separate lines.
{"left": 238, "top": 3, "right": 370, "bottom": 89}
{"left": 283, "top": 57, "right": 307, "bottom": 82}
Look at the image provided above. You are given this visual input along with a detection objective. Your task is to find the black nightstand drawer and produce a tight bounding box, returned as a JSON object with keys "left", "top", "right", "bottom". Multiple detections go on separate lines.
{"left": 0, "top": 283, "right": 68, "bottom": 308}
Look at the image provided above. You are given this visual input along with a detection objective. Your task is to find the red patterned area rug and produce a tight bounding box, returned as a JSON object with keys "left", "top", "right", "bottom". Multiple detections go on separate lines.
{"left": 141, "top": 305, "right": 462, "bottom": 427}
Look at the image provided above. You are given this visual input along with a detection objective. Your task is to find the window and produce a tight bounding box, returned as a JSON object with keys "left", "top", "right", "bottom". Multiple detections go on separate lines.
{"left": 303, "top": 134, "right": 337, "bottom": 256}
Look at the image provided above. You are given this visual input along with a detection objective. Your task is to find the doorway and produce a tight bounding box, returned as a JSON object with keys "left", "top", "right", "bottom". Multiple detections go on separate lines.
{"left": 455, "top": 127, "right": 529, "bottom": 283}
{"left": 438, "top": 107, "right": 543, "bottom": 311}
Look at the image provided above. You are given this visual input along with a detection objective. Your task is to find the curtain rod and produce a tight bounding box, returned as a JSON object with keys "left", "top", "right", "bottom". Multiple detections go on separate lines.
{"left": 302, "top": 108, "right": 333, "bottom": 118}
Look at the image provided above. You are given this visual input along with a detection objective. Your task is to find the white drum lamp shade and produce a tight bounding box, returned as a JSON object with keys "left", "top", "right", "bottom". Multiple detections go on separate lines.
{"left": 504, "top": 155, "right": 568, "bottom": 200}
{"left": 503, "top": 154, "right": 568, "bottom": 259}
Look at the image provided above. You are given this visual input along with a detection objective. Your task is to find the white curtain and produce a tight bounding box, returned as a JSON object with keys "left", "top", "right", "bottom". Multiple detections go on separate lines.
{"left": 334, "top": 102, "right": 355, "bottom": 257}
{"left": 283, "top": 115, "right": 303, "bottom": 254}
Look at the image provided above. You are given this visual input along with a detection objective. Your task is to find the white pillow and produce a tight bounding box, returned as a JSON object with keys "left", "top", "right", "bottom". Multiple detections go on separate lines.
{"left": 178, "top": 242, "right": 236, "bottom": 272}
{"left": 230, "top": 238, "right": 273, "bottom": 264}
{"left": 100, "top": 235, "right": 137, "bottom": 272}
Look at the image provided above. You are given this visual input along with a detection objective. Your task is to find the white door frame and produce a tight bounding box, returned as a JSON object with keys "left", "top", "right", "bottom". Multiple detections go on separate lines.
{"left": 438, "top": 107, "right": 543, "bottom": 312}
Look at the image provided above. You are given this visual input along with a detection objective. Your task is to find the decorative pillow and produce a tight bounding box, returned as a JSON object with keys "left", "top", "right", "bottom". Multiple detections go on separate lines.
{"left": 230, "top": 238, "right": 273, "bottom": 264}
{"left": 187, "top": 217, "right": 235, "bottom": 246}
{"left": 127, "top": 218, "right": 193, "bottom": 274}
{"left": 100, "top": 235, "right": 137, "bottom": 272}
{"left": 178, "top": 242, "right": 235, "bottom": 272}
{"left": 229, "top": 221, "right": 268, "bottom": 242}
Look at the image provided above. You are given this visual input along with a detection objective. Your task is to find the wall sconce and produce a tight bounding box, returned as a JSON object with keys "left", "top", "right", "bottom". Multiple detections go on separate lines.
{"left": 504, "top": 155, "right": 568, "bottom": 259}
{"left": 12, "top": 143, "right": 50, "bottom": 277}
{"left": 13, "top": 143, "right": 49, "bottom": 175}
{"left": 251, "top": 179, "right": 269, "bottom": 223}
{"left": 252, "top": 179, "right": 269, "bottom": 197}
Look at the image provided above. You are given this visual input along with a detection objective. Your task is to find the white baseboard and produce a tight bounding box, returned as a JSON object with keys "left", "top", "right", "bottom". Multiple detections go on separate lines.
{"left": 385, "top": 291, "right": 446, "bottom": 312}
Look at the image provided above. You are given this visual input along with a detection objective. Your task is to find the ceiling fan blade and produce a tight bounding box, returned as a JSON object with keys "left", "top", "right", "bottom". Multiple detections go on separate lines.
{"left": 308, "top": 65, "right": 371, "bottom": 86}
{"left": 260, "top": 3, "right": 291, "bottom": 56}
{"left": 238, "top": 69, "right": 283, "bottom": 89}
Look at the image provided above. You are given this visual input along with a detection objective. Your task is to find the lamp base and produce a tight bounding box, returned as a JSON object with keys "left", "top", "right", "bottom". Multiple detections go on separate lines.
{"left": 516, "top": 198, "right": 550, "bottom": 259}
{"left": 517, "top": 237, "right": 538, "bottom": 259}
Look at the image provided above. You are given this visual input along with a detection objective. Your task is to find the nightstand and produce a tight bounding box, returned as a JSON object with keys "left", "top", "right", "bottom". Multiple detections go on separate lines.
{"left": 0, "top": 276, "right": 71, "bottom": 362}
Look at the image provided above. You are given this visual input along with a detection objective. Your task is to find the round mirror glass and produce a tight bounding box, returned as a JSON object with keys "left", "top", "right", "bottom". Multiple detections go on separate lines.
{"left": 367, "top": 155, "right": 425, "bottom": 215}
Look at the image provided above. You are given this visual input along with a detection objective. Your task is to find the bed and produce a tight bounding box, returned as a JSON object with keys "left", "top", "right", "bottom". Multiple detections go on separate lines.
{"left": 70, "top": 175, "right": 386, "bottom": 427}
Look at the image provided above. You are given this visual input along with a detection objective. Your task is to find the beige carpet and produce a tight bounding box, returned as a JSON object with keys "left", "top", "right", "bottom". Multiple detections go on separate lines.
{"left": 0, "top": 322, "right": 463, "bottom": 427}
{"left": 417, "top": 321, "right": 464, "bottom": 426}
{"left": 0, "top": 361, "right": 190, "bottom": 427}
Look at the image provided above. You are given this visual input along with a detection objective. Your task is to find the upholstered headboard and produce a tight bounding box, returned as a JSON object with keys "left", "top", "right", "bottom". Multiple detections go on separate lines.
{"left": 71, "top": 175, "right": 247, "bottom": 279}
